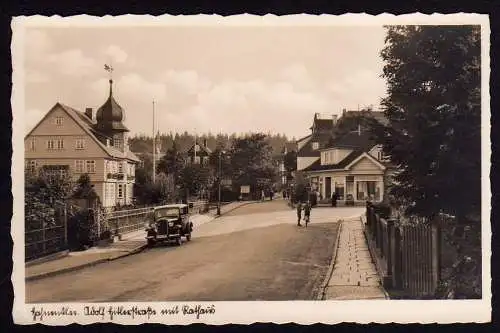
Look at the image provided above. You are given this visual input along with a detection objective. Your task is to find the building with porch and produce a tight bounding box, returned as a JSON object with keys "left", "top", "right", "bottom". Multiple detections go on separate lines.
{"left": 24, "top": 79, "right": 140, "bottom": 207}
{"left": 298, "top": 110, "right": 392, "bottom": 204}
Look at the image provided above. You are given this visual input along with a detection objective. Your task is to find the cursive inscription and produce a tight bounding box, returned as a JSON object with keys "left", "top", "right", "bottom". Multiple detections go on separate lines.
{"left": 182, "top": 304, "right": 216, "bottom": 319}
{"left": 31, "top": 306, "right": 78, "bottom": 321}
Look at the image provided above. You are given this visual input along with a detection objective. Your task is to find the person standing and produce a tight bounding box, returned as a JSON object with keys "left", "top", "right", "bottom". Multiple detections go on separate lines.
{"left": 331, "top": 192, "right": 338, "bottom": 207}
{"left": 303, "top": 201, "right": 311, "bottom": 226}
{"left": 296, "top": 202, "right": 303, "bottom": 226}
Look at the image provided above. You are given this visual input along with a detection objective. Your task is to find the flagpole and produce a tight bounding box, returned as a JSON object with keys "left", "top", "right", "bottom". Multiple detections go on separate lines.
{"left": 152, "top": 100, "right": 156, "bottom": 184}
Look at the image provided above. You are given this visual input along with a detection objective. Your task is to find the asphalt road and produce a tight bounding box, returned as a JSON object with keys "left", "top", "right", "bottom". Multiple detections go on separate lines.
{"left": 26, "top": 201, "right": 362, "bottom": 302}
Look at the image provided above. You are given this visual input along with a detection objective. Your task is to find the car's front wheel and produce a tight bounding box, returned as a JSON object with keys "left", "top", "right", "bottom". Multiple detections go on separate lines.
{"left": 147, "top": 239, "right": 156, "bottom": 248}
{"left": 186, "top": 233, "right": 191, "bottom": 242}
{"left": 175, "top": 237, "right": 182, "bottom": 246}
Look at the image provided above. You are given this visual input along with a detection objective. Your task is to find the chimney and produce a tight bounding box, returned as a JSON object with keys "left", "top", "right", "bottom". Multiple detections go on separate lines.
{"left": 85, "top": 108, "right": 93, "bottom": 120}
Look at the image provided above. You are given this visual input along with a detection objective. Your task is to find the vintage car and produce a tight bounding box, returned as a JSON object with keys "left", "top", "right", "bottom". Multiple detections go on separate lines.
{"left": 145, "top": 204, "right": 193, "bottom": 247}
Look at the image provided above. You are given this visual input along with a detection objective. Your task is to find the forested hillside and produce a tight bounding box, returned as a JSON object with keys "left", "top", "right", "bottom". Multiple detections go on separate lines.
{"left": 128, "top": 132, "right": 294, "bottom": 157}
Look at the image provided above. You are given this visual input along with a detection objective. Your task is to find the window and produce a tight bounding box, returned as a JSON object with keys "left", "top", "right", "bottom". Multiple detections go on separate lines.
{"left": 118, "top": 162, "right": 123, "bottom": 173}
{"left": 312, "top": 142, "right": 319, "bottom": 150}
{"left": 29, "top": 139, "right": 36, "bottom": 151}
{"left": 25, "top": 160, "right": 37, "bottom": 174}
{"left": 86, "top": 160, "right": 96, "bottom": 173}
{"left": 114, "top": 137, "right": 123, "bottom": 150}
{"left": 194, "top": 156, "right": 200, "bottom": 164}
{"left": 47, "top": 140, "right": 55, "bottom": 150}
{"left": 203, "top": 156, "right": 209, "bottom": 165}
{"left": 75, "top": 160, "right": 85, "bottom": 173}
{"left": 76, "top": 139, "right": 85, "bottom": 150}
{"left": 55, "top": 117, "right": 64, "bottom": 126}
{"left": 41, "top": 165, "right": 69, "bottom": 179}
{"left": 117, "top": 184, "right": 124, "bottom": 198}
{"left": 56, "top": 139, "right": 64, "bottom": 150}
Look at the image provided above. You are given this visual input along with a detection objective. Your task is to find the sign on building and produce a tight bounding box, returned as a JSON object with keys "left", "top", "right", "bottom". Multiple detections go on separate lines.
{"left": 240, "top": 185, "right": 250, "bottom": 194}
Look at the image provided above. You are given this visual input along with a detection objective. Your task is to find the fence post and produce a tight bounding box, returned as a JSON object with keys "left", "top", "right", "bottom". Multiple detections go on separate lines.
{"left": 431, "top": 218, "right": 442, "bottom": 293}
{"left": 392, "top": 222, "right": 402, "bottom": 290}
{"left": 386, "top": 218, "right": 396, "bottom": 278}
{"left": 63, "top": 203, "right": 68, "bottom": 249}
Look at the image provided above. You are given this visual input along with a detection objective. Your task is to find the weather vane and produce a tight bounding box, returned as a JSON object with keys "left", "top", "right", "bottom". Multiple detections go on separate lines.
{"left": 104, "top": 63, "right": 114, "bottom": 80}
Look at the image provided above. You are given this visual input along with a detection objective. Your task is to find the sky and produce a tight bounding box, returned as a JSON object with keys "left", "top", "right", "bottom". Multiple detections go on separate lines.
{"left": 23, "top": 25, "right": 388, "bottom": 139}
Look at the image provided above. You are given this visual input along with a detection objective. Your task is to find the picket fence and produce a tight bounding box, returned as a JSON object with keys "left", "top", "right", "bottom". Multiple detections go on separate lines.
{"left": 365, "top": 202, "right": 443, "bottom": 298}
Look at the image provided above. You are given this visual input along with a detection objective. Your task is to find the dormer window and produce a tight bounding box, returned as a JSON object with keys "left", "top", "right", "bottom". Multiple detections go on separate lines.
{"left": 55, "top": 117, "right": 64, "bottom": 126}
{"left": 312, "top": 142, "right": 319, "bottom": 150}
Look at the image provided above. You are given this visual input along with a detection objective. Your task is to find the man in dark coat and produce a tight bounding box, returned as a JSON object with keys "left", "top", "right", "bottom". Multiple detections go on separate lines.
{"left": 296, "top": 202, "right": 303, "bottom": 226}
{"left": 331, "top": 192, "right": 338, "bottom": 207}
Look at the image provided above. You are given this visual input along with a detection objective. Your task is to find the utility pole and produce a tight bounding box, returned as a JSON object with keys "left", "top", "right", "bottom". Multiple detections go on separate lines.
{"left": 152, "top": 100, "right": 156, "bottom": 184}
{"left": 217, "top": 150, "right": 222, "bottom": 216}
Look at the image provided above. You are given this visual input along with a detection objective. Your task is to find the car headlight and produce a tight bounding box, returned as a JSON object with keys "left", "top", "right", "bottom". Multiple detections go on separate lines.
{"left": 145, "top": 222, "right": 156, "bottom": 229}
{"left": 168, "top": 222, "right": 174, "bottom": 227}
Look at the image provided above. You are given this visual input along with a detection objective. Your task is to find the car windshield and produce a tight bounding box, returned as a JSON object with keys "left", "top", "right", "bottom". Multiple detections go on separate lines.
{"left": 155, "top": 208, "right": 180, "bottom": 219}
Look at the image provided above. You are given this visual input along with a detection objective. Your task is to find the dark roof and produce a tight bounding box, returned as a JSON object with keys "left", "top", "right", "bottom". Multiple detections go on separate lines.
{"left": 282, "top": 142, "right": 297, "bottom": 153}
{"left": 186, "top": 143, "right": 212, "bottom": 155}
{"left": 95, "top": 79, "right": 129, "bottom": 133}
{"left": 302, "top": 150, "right": 364, "bottom": 172}
{"left": 328, "top": 131, "right": 376, "bottom": 150}
{"left": 298, "top": 131, "right": 333, "bottom": 157}
{"left": 311, "top": 118, "right": 334, "bottom": 132}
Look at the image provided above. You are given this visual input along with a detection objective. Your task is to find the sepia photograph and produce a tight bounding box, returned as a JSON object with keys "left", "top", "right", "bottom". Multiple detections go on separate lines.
{"left": 11, "top": 14, "right": 490, "bottom": 324}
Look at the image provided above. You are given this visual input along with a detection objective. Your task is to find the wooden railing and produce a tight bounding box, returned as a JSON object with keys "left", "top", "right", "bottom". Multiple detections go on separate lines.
{"left": 365, "top": 201, "right": 442, "bottom": 298}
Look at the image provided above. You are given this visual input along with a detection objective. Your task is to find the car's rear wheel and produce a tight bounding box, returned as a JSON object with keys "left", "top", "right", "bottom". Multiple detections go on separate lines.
{"left": 186, "top": 233, "right": 191, "bottom": 242}
{"left": 176, "top": 237, "right": 182, "bottom": 246}
{"left": 147, "top": 239, "right": 156, "bottom": 248}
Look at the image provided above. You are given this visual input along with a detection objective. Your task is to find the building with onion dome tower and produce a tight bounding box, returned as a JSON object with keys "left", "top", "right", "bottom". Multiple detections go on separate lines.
{"left": 24, "top": 77, "right": 141, "bottom": 208}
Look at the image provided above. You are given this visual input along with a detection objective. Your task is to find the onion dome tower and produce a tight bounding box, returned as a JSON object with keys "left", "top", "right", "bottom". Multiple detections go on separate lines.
{"left": 95, "top": 79, "right": 129, "bottom": 152}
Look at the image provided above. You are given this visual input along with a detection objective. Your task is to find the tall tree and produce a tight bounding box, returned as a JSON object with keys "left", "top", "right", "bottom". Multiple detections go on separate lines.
{"left": 230, "top": 133, "right": 276, "bottom": 192}
{"left": 371, "top": 25, "right": 481, "bottom": 221}
{"left": 156, "top": 140, "right": 184, "bottom": 184}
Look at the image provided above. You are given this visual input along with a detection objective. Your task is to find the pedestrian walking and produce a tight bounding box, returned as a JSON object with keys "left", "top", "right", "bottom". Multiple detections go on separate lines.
{"left": 303, "top": 201, "right": 311, "bottom": 227}
{"left": 296, "top": 202, "right": 303, "bottom": 226}
{"left": 331, "top": 192, "right": 338, "bottom": 207}
{"left": 261, "top": 190, "right": 265, "bottom": 202}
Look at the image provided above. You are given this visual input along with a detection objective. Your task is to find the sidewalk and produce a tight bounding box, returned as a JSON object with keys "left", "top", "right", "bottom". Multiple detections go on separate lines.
{"left": 26, "top": 201, "right": 255, "bottom": 281}
{"left": 319, "top": 216, "right": 388, "bottom": 300}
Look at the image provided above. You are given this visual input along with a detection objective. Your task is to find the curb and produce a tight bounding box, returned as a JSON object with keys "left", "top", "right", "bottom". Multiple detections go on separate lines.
{"left": 212, "top": 201, "right": 258, "bottom": 219}
{"left": 26, "top": 243, "right": 148, "bottom": 282}
{"left": 316, "top": 219, "right": 343, "bottom": 300}
{"left": 26, "top": 250, "right": 69, "bottom": 267}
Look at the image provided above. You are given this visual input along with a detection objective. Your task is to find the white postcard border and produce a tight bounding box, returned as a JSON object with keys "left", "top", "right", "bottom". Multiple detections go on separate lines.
{"left": 11, "top": 13, "right": 492, "bottom": 325}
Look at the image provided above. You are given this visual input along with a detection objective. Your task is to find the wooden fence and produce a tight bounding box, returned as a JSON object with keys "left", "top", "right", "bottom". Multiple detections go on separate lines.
{"left": 25, "top": 201, "right": 68, "bottom": 261}
{"left": 365, "top": 201, "right": 442, "bottom": 298}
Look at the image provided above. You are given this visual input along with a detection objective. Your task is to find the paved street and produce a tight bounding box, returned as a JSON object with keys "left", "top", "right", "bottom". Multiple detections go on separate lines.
{"left": 26, "top": 201, "right": 364, "bottom": 302}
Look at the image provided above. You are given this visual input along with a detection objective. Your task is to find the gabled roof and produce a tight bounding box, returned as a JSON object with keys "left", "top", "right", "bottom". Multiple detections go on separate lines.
{"left": 282, "top": 141, "right": 297, "bottom": 154}
{"left": 344, "top": 151, "right": 386, "bottom": 170}
{"left": 302, "top": 150, "right": 364, "bottom": 172}
{"left": 25, "top": 102, "right": 140, "bottom": 163}
{"left": 311, "top": 118, "right": 334, "bottom": 132}
{"left": 186, "top": 143, "right": 212, "bottom": 155}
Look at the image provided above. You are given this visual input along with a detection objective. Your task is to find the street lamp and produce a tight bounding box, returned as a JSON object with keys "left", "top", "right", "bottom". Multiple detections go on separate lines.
{"left": 217, "top": 150, "right": 226, "bottom": 216}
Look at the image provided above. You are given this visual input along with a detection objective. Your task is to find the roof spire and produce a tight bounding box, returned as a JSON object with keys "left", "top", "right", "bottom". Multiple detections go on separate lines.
{"left": 104, "top": 64, "right": 114, "bottom": 96}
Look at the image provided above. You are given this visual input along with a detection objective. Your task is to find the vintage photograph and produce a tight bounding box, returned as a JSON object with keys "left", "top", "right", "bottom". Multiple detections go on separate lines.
{"left": 12, "top": 14, "right": 490, "bottom": 324}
